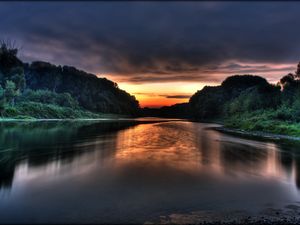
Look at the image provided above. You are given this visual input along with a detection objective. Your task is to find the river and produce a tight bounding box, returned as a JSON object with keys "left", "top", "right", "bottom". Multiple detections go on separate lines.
{"left": 0, "top": 119, "right": 300, "bottom": 223}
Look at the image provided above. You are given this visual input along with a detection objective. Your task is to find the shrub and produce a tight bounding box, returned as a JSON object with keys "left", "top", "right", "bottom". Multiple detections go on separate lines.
{"left": 19, "top": 89, "right": 79, "bottom": 109}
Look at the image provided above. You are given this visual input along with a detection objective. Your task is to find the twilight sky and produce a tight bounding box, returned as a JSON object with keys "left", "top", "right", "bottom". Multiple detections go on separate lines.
{"left": 1, "top": 1, "right": 300, "bottom": 107}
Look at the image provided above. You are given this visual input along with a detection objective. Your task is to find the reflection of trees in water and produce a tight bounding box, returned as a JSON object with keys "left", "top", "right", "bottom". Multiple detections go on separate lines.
{"left": 3, "top": 120, "right": 300, "bottom": 192}
{"left": 277, "top": 141, "right": 300, "bottom": 190}
{"left": 194, "top": 126, "right": 270, "bottom": 175}
{"left": 219, "top": 138, "right": 300, "bottom": 190}
{"left": 294, "top": 157, "right": 300, "bottom": 189}
{"left": 0, "top": 121, "right": 138, "bottom": 189}
{"left": 195, "top": 127, "right": 222, "bottom": 172}
{"left": 220, "top": 142, "right": 268, "bottom": 174}
{"left": 183, "top": 124, "right": 300, "bottom": 188}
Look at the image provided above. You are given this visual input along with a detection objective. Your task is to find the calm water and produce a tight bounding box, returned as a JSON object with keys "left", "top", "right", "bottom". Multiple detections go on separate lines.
{"left": 0, "top": 120, "right": 300, "bottom": 223}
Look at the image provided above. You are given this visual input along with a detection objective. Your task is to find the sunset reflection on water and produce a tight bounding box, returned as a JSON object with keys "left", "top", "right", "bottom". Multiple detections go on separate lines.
{"left": 0, "top": 120, "right": 300, "bottom": 223}
{"left": 113, "top": 122, "right": 298, "bottom": 184}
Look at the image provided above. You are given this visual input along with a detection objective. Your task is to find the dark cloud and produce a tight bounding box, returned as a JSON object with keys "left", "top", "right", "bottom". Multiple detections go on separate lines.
{"left": 132, "top": 92, "right": 190, "bottom": 99}
{"left": 0, "top": 2, "right": 299, "bottom": 83}
{"left": 164, "top": 95, "right": 191, "bottom": 99}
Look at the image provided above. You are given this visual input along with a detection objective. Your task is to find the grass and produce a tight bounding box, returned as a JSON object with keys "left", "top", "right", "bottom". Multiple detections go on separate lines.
{"left": 0, "top": 101, "right": 124, "bottom": 120}
{"left": 224, "top": 110, "right": 300, "bottom": 137}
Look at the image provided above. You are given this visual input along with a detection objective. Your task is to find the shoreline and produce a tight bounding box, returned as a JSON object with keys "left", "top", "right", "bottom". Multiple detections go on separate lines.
{"left": 155, "top": 205, "right": 300, "bottom": 225}
{"left": 0, "top": 117, "right": 185, "bottom": 123}
{"left": 190, "top": 117, "right": 300, "bottom": 142}
{"left": 2, "top": 116, "right": 299, "bottom": 143}
{"left": 0, "top": 118, "right": 128, "bottom": 122}
{"left": 213, "top": 126, "right": 300, "bottom": 142}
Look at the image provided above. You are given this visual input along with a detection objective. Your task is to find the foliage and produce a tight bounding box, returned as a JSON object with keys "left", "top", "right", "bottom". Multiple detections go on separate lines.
{"left": 19, "top": 89, "right": 79, "bottom": 109}
{"left": 4, "top": 80, "right": 19, "bottom": 106}
{"left": 225, "top": 83, "right": 281, "bottom": 116}
{"left": 0, "top": 42, "right": 22, "bottom": 74}
{"left": 0, "top": 85, "right": 5, "bottom": 115}
{"left": 7, "top": 67, "right": 25, "bottom": 91}
{"left": 0, "top": 42, "right": 140, "bottom": 118}
{"left": 142, "top": 103, "right": 190, "bottom": 118}
{"left": 189, "top": 75, "right": 269, "bottom": 119}
{"left": 189, "top": 86, "right": 224, "bottom": 119}
{"left": 189, "top": 68, "right": 300, "bottom": 136}
{"left": 296, "top": 62, "right": 300, "bottom": 79}
{"left": 24, "top": 62, "right": 139, "bottom": 115}
{"left": 224, "top": 110, "right": 300, "bottom": 137}
{"left": 221, "top": 75, "right": 268, "bottom": 92}
{"left": 2, "top": 102, "right": 105, "bottom": 119}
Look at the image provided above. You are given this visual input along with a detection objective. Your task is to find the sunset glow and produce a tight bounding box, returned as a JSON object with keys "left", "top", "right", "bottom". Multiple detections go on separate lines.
{"left": 104, "top": 61, "right": 294, "bottom": 107}
{"left": 117, "top": 81, "right": 215, "bottom": 107}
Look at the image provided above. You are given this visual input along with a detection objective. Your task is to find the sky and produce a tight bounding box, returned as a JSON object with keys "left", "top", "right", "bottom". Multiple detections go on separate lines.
{"left": 1, "top": 2, "right": 300, "bottom": 107}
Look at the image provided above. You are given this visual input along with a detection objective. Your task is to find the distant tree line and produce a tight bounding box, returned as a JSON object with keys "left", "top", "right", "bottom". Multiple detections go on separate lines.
{"left": 24, "top": 62, "right": 139, "bottom": 114}
{"left": 143, "top": 61, "right": 300, "bottom": 135}
{"left": 189, "top": 75, "right": 278, "bottom": 119}
{"left": 141, "top": 103, "right": 190, "bottom": 119}
{"left": 188, "top": 64, "right": 300, "bottom": 135}
{"left": 0, "top": 42, "right": 140, "bottom": 118}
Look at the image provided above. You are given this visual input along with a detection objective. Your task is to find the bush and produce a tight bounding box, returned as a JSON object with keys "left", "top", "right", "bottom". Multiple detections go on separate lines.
{"left": 10, "top": 101, "right": 100, "bottom": 119}
{"left": 2, "top": 106, "right": 19, "bottom": 117}
{"left": 18, "top": 89, "right": 79, "bottom": 109}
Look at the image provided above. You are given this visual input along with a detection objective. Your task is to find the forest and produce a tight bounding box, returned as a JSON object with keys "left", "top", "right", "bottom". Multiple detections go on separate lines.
{"left": 189, "top": 65, "right": 300, "bottom": 136}
{"left": 0, "top": 43, "right": 139, "bottom": 119}
{"left": 142, "top": 62, "right": 300, "bottom": 136}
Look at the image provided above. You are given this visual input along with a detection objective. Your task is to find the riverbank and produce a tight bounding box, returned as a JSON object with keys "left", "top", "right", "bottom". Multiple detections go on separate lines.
{"left": 224, "top": 111, "right": 300, "bottom": 137}
{"left": 0, "top": 117, "right": 184, "bottom": 124}
{"left": 154, "top": 205, "right": 300, "bottom": 224}
{"left": 0, "top": 101, "right": 129, "bottom": 120}
{"left": 213, "top": 125, "right": 300, "bottom": 142}
{"left": 195, "top": 119, "right": 300, "bottom": 141}
{"left": 0, "top": 117, "right": 124, "bottom": 122}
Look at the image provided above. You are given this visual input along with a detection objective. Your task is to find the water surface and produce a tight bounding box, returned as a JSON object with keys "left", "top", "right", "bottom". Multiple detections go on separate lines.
{"left": 0, "top": 120, "right": 300, "bottom": 223}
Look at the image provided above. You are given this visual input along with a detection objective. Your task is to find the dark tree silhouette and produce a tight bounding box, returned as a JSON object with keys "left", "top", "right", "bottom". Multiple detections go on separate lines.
{"left": 0, "top": 40, "right": 140, "bottom": 116}
{"left": 296, "top": 62, "right": 300, "bottom": 79}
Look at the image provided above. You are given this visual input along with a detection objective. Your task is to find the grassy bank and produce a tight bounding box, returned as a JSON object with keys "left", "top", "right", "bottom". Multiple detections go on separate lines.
{"left": 224, "top": 110, "right": 300, "bottom": 137}
{"left": 0, "top": 101, "right": 123, "bottom": 120}
{"left": 188, "top": 73, "right": 300, "bottom": 138}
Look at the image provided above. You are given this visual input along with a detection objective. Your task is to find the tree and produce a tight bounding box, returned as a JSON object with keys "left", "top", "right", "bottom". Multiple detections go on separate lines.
{"left": 0, "top": 85, "right": 5, "bottom": 116}
{"left": 25, "top": 62, "right": 140, "bottom": 114}
{"left": 8, "top": 67, "right": 25, "bottom": 92}
{"left": 189, "top": 86, "right": 225, "bottom": 119}
{"left": 280, "top": 73, "right": 295, "bottom": 88}
{"left": 57, "top": 93, "right": 79, "bottom": 108}
{"left": 0, "top": 41, "right": 22, "bottom": 74}
{"left": 52, "top": 73, "right": 62, "bottom": 93}
{"left": 4, "top": 80, "right": 19, "bottom": 106}
{"left": 296, "top": 62, "right": 300, "bottom": 79}
{"left": 0, "top": 70, "right": 3, "bottom": 84}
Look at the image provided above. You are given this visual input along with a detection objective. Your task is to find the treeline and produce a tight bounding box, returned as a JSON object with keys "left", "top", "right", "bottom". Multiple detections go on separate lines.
{"left": 189, "top": 64, "right": 300, "bottom": 136}
{"left": 0, "top": 43, "right": 139, "bottom": 119}
{"left": 189, "top": 75, "right": 277, "bottom": 119}
{"left": 141, "top": 103, "right": 190, "bottom": 118}
{"left": 146, "top": 62, "right": 300, "bottom": 136}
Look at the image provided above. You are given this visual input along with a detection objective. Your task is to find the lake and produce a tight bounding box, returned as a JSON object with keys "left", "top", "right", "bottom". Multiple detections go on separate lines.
{"left": 0, "top": 119, "right": 300, "bottom": 223}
